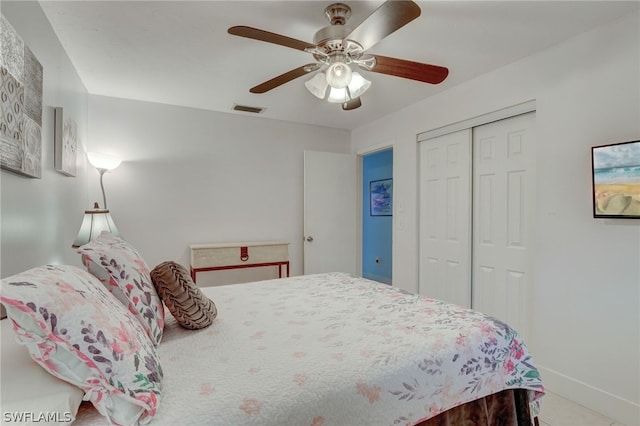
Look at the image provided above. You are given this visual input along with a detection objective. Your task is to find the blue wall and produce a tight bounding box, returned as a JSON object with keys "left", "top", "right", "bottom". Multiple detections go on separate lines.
{"left": 362, "top": 149, "right": 393, "bottom": 284}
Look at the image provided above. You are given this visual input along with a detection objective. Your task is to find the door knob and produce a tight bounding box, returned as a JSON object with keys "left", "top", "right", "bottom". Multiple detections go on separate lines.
{"left": 305, "top": 236, "right": 314, "bottom": 242}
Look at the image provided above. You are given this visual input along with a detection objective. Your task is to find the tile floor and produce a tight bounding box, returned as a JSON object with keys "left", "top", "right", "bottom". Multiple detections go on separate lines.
{"left": 538, "top": 391, "right": 626, "bottom": 426}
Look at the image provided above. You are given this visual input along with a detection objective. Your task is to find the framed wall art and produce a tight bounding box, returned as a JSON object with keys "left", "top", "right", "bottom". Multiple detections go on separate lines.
{"left": 0, "top": 14, "right": 43, "bottom": 178}
{"left": 591, "top": 140, "right": 640, "bottom": 218}
{"left": 54, "top": 107, "right": 78, "bottom": 176}
{"left": 370, "top": 178, "right": 393, "bottom": 216}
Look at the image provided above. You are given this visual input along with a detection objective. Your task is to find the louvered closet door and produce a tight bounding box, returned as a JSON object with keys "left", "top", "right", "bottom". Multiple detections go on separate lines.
{"left": 472, "top": 112, "right": 536, "bottom": 339}
{"left": 418, "top": 129, "right": 472, "bottom": 307}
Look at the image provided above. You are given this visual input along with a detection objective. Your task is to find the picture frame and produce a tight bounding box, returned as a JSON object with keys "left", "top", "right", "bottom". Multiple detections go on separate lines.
{"left": 54, "top": 107, "right": 77, "bottom": 177}
{"left": 591, "top": 140, "right": 640, "bottom": 218}
{"left": 370, "top": 178, "right": 393, "bottom": 216}
{"left": 0, "top": 14, "right": 44, "bottom": 179}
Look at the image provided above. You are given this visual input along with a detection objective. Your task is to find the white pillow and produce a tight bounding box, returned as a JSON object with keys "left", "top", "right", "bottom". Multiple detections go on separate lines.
{"left": 1, "top": 319, "right": 84, "bottom": 425}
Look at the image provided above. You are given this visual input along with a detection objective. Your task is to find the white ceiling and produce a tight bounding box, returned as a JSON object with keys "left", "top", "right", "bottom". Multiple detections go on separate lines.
{"left": 39, "top": 1, "right": 639, "bottom": 130}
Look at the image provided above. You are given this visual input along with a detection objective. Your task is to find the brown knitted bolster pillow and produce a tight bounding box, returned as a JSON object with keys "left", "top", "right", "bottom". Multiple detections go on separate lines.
{"left": 150, "top": 261, "right": 217, "bottom": 330}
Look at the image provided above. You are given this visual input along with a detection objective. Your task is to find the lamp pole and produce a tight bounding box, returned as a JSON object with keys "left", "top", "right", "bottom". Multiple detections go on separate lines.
{"left": 97, "top": 168, "right": 108, "bottom": 209}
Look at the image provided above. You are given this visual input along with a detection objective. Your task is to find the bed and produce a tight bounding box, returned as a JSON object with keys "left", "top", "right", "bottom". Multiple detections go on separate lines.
{"left": 0, "top": 234, "right": 544, "bottom": 426}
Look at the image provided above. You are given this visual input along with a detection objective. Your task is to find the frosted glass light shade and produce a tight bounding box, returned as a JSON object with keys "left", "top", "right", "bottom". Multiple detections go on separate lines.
{"left": 72, "top": 207, "right": 121, "bottom": 248}
{"left": 325, "top": 62, "right": 352, "bottom": 89}
{"left": 87, "top": 152, "right": 121, "bottom": 171}
{"left": 348, "top": 72, "right": 371, "bottom": 98}
{"left": 304, "top": 73, "right": 329, "bottom": 99}
{"left": 327, "top": 87, "right": 349, "bottom": 103}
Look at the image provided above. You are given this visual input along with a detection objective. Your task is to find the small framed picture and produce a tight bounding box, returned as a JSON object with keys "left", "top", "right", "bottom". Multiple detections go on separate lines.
{"left": 592, "top": 140, "right": 640, "bottom": 218}
{"left": 370, "top": 178, "right": 393, "bottom": 216}
{"left": 54, "top": 107, "right": 78, "bottom": 177}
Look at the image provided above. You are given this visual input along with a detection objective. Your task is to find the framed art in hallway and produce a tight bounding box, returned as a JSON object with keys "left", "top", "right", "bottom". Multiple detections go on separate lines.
{"left": 592, "top": 139, "right": 640, "bottom": 218}
{"left": 370, "top": 178, "right": 393, "bottom": 216}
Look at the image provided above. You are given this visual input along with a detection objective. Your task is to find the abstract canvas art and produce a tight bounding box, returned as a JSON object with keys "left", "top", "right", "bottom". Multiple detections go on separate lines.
{"left": 370, "top": 178, "right": 393, "bottom": 216}
{"left": 54, "top": 107, "right": 77, "bottom": 176}
{"left": 0, "top": 14, "right": 43, "bottom": 178}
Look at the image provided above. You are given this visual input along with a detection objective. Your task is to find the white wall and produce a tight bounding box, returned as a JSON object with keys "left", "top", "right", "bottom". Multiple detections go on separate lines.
{"left": 1, "top": 2, "right": 89, "bottom": 279}
{"left": 87, "top": 95, "right": 351, "bottom": 282}
{"left": 352, "top": 11, "right": 640, "bottom": 425}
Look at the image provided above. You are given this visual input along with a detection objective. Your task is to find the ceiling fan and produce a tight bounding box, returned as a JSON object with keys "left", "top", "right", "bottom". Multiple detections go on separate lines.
{"left": 228, "top": 0, "right": 448, "bottom": 111}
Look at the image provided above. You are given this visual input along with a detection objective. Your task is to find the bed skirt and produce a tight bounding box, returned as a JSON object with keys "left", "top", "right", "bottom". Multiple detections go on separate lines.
{"left": 416, "top": 389, "right": 537, "bottom": 426}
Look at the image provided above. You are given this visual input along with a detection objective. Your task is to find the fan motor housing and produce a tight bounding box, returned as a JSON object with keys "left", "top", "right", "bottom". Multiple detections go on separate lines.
{"left": 313, "top": 2, "right": 357, "bottom": 56}
{"left": 313, "top": 25, "right": 350, "bottom": 47}
{"left": 312, "top": 27, "right": 364, "bottom": 63}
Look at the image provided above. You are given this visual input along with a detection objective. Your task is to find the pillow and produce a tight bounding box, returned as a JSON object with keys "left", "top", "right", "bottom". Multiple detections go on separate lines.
{"left": 1, "top": 319, "right": 84, "bottom": 425}
{"left": 0, "top": 265, "right": 163, "bottom": 425}
{"left": 150, "top": 261, "right": 217, "bottom": 330}
{"left": 77, "top": 232, "right": 164, "bottom": 345}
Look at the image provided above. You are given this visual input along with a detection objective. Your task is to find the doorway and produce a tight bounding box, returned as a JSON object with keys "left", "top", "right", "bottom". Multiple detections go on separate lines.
{"left": 362, "top": 148, "right": 393, "bottom": 284}
{"left": 303, "top": 151, "right": 357, "bottom": 275}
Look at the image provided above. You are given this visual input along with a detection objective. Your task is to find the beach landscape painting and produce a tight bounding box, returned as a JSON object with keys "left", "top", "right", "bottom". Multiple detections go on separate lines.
{"left": 592, "top": 140, "right": 640, "bottom": 218}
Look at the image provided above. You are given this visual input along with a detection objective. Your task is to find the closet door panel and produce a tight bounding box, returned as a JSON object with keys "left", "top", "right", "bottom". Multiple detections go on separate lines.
{"left": 418, "top": 129, "right": 472, "bottom": 307}
{"left": 472, "top": 112, "right": 536, "bottom": 339}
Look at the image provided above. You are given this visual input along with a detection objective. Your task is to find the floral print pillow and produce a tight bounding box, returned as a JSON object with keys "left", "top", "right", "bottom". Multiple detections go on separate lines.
{"left": 0, "top": 265, "right": 163, "bottom": 426}
{"left": 77, "top": 232, "right": 164, "bottom": 345}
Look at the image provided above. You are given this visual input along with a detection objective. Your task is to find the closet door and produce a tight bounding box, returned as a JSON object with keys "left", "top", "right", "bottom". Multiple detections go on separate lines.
{"left": 472, "top": 112, "right": 536, "bottom": 338}
{"left": 418, "top": 129, "right": 472, "bottom": 307}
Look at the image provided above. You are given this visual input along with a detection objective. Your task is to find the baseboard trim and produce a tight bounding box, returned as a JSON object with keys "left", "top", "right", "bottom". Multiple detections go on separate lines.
{"left": 362, "top": 273, "right": 392, "bottom": 285}
{"left": 538, "top": 365, "right": 639, "bottom": 426}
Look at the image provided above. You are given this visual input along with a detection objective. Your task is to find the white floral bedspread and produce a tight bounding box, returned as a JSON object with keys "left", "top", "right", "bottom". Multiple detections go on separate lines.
{"left": 75, "top": 272, "right": 544, "bottom": 426}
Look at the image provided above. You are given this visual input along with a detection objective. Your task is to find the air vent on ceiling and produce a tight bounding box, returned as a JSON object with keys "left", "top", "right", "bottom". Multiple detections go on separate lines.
{"left": 233, "top": 104, "right": 265, "bottom": 114}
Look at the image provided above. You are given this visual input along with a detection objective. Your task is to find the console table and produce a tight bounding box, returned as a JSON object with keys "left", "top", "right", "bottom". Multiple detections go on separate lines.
{"left": 189, "top": 241, "right": 289, "bottom": 284}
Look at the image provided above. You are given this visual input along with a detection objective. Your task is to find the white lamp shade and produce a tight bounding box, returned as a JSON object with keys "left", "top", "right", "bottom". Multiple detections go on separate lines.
{"left": 87, "top": 152, "right": 121, "bottom": 171}
{"left": 304, "top": 73, "right": 329, "bottom": 99}
{"left": 72, "top": 209, "right": 121, "bottom": 248}
{"left": 327, "top": 87, "right": 349, "bottom": 104}
{"left": 347, "top": 72, "right": 371, "bottom": 98}
{"left": 325, "top": 62, "right": 352, "bottom": 89}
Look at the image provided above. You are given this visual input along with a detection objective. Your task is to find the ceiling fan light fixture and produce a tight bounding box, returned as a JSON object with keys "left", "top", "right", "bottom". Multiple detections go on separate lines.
{"left": 304, "top": 72, "right": 329, "bottom": 99}
{"left": 325, "top": 61, "right": 352, "bottom": 89}
{"left": 305, "top": 69, "right": 370, "bottom": 105}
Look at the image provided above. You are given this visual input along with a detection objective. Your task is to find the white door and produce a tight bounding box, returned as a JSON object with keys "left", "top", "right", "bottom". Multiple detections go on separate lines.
{"left": 418, "top": 129, "right": 472, "bottom": 307}
{"left": 303, "top": 151, "right": 357, "bottom": 275}
{"left": 472, "top": 112, "right": 536, "bottom": 339}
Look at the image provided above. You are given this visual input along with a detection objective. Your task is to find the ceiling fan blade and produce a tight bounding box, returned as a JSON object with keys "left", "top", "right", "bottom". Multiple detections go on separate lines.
{"left": 342, "top": 97, "right": 362, "bottom": 111}
{"left": 369, "top": 55, "right": 449, "bottom": 84}
{"left": 250, "top": 64, "right": 319, "bottom": 94}
{"left": 345, "top": 1, "right": 421, "bottom": 51}
{"left": 228, "top": 26, "right": 315, "bottom": 52}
